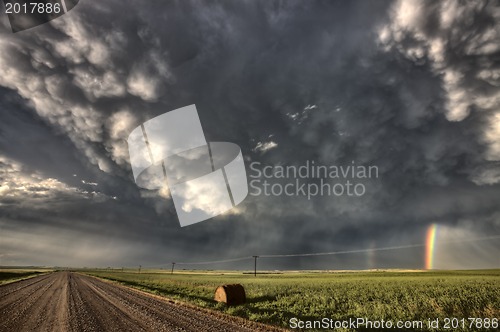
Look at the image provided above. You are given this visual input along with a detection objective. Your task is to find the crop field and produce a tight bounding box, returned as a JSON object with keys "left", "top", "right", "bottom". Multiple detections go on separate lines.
{"left": 0, "top": 268, "right": 50, "bottom": 285}
{"left": 84, "top": 269, "right": 500, "bottom": 331}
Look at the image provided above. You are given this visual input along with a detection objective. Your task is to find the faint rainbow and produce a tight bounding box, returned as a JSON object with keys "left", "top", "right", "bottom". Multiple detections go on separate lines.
{"left": 425, "top": 224, "right": 439, "bottom": 270}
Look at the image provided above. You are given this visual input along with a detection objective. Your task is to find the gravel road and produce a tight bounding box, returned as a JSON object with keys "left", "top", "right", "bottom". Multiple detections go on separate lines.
{"left": 0, "top": 271, "right": 285, "bottom": 332}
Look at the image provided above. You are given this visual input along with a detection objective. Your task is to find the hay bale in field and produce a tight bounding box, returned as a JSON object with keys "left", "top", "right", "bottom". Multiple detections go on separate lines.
{"left": 214, "top": 284, "right": 246, "bottom": 305}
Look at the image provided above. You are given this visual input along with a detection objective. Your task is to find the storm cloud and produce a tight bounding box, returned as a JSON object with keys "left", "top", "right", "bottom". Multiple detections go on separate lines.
{"left": 0, "top": 0, "right": 499, "bottom": 270}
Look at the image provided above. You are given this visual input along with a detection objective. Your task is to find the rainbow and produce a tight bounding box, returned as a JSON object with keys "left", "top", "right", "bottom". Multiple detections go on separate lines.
{"left": 425, "top": 224, "right": 439, "bottom": 270}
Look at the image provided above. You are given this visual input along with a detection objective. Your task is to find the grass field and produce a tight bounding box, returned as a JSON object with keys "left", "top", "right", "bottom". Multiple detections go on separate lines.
{"left": 83, "top": 269, "right": 500, "bottom": 331}
{"left": 0, "top": 268, "right": 50, "bottom": 285}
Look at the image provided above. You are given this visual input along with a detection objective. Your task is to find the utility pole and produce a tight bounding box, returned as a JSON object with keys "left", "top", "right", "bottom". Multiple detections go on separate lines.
{"left": 171, "top": 262, "right": 175, "bottom": 275}
{"left": 139, "top": 265, "right": 141, "bottom": 274}
{"left": 252, "top": 256, "right": 259, "bottom": 276}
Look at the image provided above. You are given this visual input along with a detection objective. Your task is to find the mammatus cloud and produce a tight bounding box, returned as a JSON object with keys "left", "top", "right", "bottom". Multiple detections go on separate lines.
{"left": 378, "top": 0, "right": 500, "bottom": 185}
{"left": 0, "top": 1, "right": 498, "bottom": 268}
{"left": 379, "top": 1, "right": 500, "bottom": 120}
{"left": 0, "top": 2, "right": 170, "bottom": 174}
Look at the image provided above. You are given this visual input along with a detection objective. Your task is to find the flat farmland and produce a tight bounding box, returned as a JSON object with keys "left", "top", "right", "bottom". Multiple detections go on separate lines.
{"left": 85, "top": 269, "right": 500, "bottom": 331}
{"left": 0, "top": 268, "right": 51, "bottom": 285}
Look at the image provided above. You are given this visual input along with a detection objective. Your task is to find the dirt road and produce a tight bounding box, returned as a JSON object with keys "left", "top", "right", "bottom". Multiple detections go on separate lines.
{"left": 0, "top": 272, "right": 283, "bottom": 332}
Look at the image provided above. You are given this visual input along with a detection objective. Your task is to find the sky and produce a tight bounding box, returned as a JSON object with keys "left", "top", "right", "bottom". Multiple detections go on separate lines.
{"left": 0, "top": 0, "right": 499, "bottom": 270}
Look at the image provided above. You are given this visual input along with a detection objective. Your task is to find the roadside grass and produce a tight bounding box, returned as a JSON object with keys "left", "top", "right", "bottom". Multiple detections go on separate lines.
{"left": 83, "top": 269, "right": 500, "bottom": 331}
{"left": 0, "top": 269, "right": 49, "bottom": 285}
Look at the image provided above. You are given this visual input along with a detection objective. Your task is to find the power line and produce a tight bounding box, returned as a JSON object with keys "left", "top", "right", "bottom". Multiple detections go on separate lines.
{"left": 174, "top": 256, "right": 252, "bottom": 265}
{"left": 175, "top": 235, "right": 500, "bottom": 263}
{"left": 259, "top": 244, "right": 425, "bottom": 258}
{"left": 145, "top": 234, "right": 500, "bottom": 268}
{"left": 260, "top": 235, "right": 500, "bottom": 258}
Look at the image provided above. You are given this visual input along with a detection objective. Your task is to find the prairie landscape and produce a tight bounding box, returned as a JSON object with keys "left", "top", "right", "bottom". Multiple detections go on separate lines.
{"left": 1, "top": 0, "right": 500, "bottom": 331}
{"left": 84, "top": 269, "right": 500, "bottom": 331}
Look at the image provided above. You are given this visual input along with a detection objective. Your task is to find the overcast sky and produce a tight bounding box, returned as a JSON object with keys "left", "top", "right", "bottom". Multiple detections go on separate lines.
{"left": 0, "top": 0, "right": 499, "bottom": 270}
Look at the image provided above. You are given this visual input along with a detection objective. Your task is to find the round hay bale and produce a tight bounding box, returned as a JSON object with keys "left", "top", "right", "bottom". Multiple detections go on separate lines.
{"left": 214, "top": 284, "right": 246, "bottom": 305}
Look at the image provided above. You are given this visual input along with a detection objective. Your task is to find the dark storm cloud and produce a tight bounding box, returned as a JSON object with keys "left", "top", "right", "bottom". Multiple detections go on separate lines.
{"left": 0, "top": 0, "right": 499, "bottom": 269}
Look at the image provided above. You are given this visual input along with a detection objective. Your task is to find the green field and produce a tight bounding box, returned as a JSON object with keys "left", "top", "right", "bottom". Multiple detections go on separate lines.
{"left": 0, "top": 268, "right": 50, "bottom": 285}
{"left": 83, "top": 269, "right": 500, "bottom": 331}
